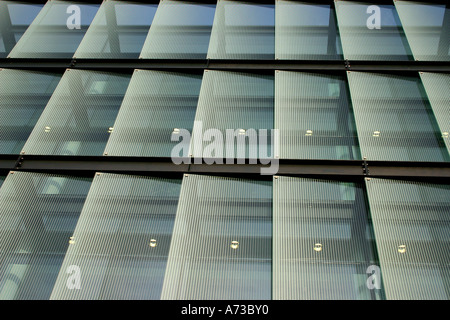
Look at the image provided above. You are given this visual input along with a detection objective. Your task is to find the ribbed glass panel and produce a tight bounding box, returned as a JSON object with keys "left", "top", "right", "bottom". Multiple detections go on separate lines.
{"left": 104, "top": 70, "right": 202, "bottom": 157}
{"left": 335, "top": 1, "right": 413, "bottom": 61}
{"left": 273, "top": 176, "right": 379, "bottom": 300}
{"left": 21, "top": 69, "right": 130, "bottom": 156}
{"left": 275, "top": 1, "right": 342, "bottom": 60}
{"left": 190, "top": 70, "right": 274, "bottom": 160}
{"left": 0, "top": 176, "right": 4, "bottom": 189}
{"left": 275, "top": 71, "right": 360, "bottom": 160}
{"left": 7, "top": 1, "right": 99, "bottom": 58}
{"left": 347, "top": 71, "right": 449, "bottom": 162}
{"left": 50, "top": 173, "right": 182, "bottom": 300}
{"left": 395, "top": 1, "right": 450, "bottom": 61}
{"left": 0, "top": 1, "right": 43, "bottom": 58}
{"left": 0, "top": 69, "right": 61, "bottom": 155}
{"left": 207, "top": 0, "right": 274, "bottom": 60}
{"left": 161, "top": 174, "right": 272, "bottom": 300}
{"left": 140, "top": 0, "right": 215, "bottom": 59}
{"left": 74, "top": 1, "right": 156, "bottom": 59}
{"left": 0, "top": 171, "right": 92, "bottom": 300}
{"left": 365, "top": 178, "right": 450, "bottom": 300}
{"left": 419, "top": 72, "right": 450, "bottom": 157}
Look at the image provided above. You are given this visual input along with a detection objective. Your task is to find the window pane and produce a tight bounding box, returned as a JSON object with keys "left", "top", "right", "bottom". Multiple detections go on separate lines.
{"left": 190, "top": 70, "right": 274, "bottom": 160}
{"left": 420, "top": 72, "right": 450, "bottom": 157}
{"left": 74, "top": 1, "right": 156, "bottom": 59}
{"left": 275, "top": 1, "right": 342, "bottom": 60}
{"left": 395, "top": 1, "right": 450, "bottom": 61}
{"left": 207, "top": 0, "right": 275, "bottom": 59}
{"left": 273, "top": 176, "right": 379, "bottom": 300}
{"left": 50, "top": 173, "right": 182, "bottom": 300}
{"left": 140, "top": 0, "right": 215, "bottom": 59}
{"left": 0, "top": 171, "right": 92, "bottom": 300}
{"left": 21, "top": 70, "right": 131, "bottom": 156}
{"left": 347, "top": 71, "right": 449, "bottom": 162}
{"left": 104, "top": 70, "right": 202, "bottom": 157}
{"left": 8, "top": 1, "right": 99, "bottom": 58}
{"left": 335, "top": 1, "right": 413, "bottom": 60}
{"left": 0, "top": 1, "right": 43, "bottom": 58}
{"left": 161, "top": 174, "right": 272, "bottom": 300}
{"left": 275, "top": 71, "right": 360, "bottom": 160}
{"left": 365, "top": 178, "right": 450, "bottom": 300}
{"left": 0, "top": 69, "right": 61, "bottom": 155}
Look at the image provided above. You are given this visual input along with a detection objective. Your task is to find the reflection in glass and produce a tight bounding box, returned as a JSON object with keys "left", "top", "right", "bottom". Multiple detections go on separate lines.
{"left": 161, "top": 174, "right": 272, "bottom": 300}
{"left": 21, "top": 69, "right": 131, "bottom": 156}
{"left": 0, "top": 69, "right": 61, "bottom": 154}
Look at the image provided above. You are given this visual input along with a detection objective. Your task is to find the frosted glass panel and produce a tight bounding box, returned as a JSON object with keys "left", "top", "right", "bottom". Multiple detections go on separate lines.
{"left": 395, "top": 1, "right": 450, "bottom": 61}
{"left": 347, "top": 72, "right": 448, "bottom": 162}
{"left": 104, "top": 70, "right": 202, "bottom": 157}
{"left": 22, "top": 69, "right": 131, "bottom": 156}
{"left": 140, "top": 0, "right": 215, "bottom": 59}
{"left": 275, "top": 71, "right": 360, "bottom": 160}
{"left": 335, "top": 1, "right": 413, "bottom": 60}
{"left": 365, "top": 178, "right": 450, "bottom": 300}
{"left": 275, "top": 1, "right": 342, "bottom": 60}
{"left": 273, "top": 176, "right": 378, "bottom": 300}
{"left": 207, "top": 0, "right": 274, "bottom": 59}
{"left": 0, "top": 69, "right": 61, "bottom": 154}
{"left": 0, "top": 171, "right": 92, "bottom": 300}
{"left": 0, "top": 1, "right": 43, "bottom": 58}
{"left": 74, "top": 1, "right": 156, "bottom": 59}
{"left": 161, "top": 174, "right": 272, "bottom": 300}
{"left": 8, "top": 1, "right": 99, "bottom": 58}
{"left": 50, "top": 173, "right": 182, "bottom": 300}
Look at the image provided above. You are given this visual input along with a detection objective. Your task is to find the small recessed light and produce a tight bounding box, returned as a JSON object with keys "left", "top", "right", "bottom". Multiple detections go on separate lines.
{"left": 172, "top": 128, "right": 180, "bottom": 135}
{"left": 373, "top": 131, "right": 380, "bottom": 137}
{"left": 398, "top": 245, "right": 406, "bottom": 253}
{"left": 314, "top": 243, "right": 322, "bottom": 252}
{"left": 69, "top": 236, "right": 75, "bottom": 244}
{"left": 107, "top": 127, "right": 114, "bottom": 133}
{"left": 306, "top": 130, "right": 313, "bottom": 136}
{"left": 44, "top": 126, "right": 51, "bottom": 132}
{"left": 231, "top": 240, "right": 239, "bottom": 250}
{"left": 238, "top": 129, "right": 246, "bottom": 135}
{"left": 443, "top": 132, "right": 449, "bottom": 138}
{"left": 149, "top": 239, "right": 157, "bottom": 248}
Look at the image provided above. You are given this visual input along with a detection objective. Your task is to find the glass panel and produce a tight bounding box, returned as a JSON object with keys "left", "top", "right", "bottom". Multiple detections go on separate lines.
{"left": 8, "top": 1, "right": 99, "bottom": 58}
{"left": 365, "top": 178, "right": 450, "bottom": 300}
{"left": 190, "top": 70, "right": 274, "bottom": 160}
{"left": 0, "top": 1, "right": 43, "bottom": 58}
{"left": 104, "top": 70, "right": 202, "bottom": 158}
{"left": 50, "top": 173, "right": 182, "bottom": 300}
{"left": 207, "top": 0, "right": 275, "bottom": 59}
{"left": 74, "top": 1, "right": 156, "bottom": 59}
{"left": 395, "top": 1, "right": 450, "bottom": 61}
{"left": 0, "top": 171, "right": 92, "bottom": 300}
{"left": 335, "top": 1, "right": 413, "bottom": 60}
{"left": 275, "top": 1, "right": 342, "bottom": 60}
{"left": 420, "top": 72, "right": 450, "bottom": 157}
{"left": 275, "top": 71, "right": 360, "bottom": 160}
{"left": 0, "top": 176, "right": 4, "bottom": 189}
{"left": 347, "top": 71, "right": 449, "bottom": 162}
{"left": 161, "top": 174, "right": 272, "bottom": 300}
{"left": 0, "top": 69, "right": 61, "bottom": 155}
{"left": 273, "top": 176, "right": 380, "bottom": 300}
{"left": 140, "top": 0, "right": 215, "bottom": 59}
{"left": 21, "top": 69, "right": 131, "bottom": 156}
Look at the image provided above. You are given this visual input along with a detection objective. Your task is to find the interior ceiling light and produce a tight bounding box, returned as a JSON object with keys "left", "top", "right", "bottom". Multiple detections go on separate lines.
{"left": 306, "top": 130, "right": 313, "bottom": 136}
{"left": 149, "top": 239, "right": 157, "bottom": 248}
{"left": 398, "top": 244, "right": 406, "bottom": 254}
{"left": 231, "top": 240, "right": 239, "bottom": 249}
{"left": 314, "top": 243, "right": 322, "bottom": 252}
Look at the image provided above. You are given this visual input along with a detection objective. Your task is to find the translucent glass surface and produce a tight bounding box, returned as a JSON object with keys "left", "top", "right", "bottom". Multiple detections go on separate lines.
{"left": 0, "top": 1, "right": 43, "bottom": 58}
{"left": 0, "top": 176, "right": 4, "bottom": 189}
{"left": 275, "top": 1, "right": 342, "bottom": 60}
{"left": 8, "top": 1, "right": 99, "bottom": 58}
{"left": 74, "top": 1, "right": 157, "bottom": 59}
{"left": 365, "top": 178, "right": 450, "bottom": 300}
{"left": 161, "top": 174, "right": 272, "bottom": 300}
{"left": 0, "top": 69, "right": 61, "bottom": 154}
{"left": 0, "top": 172, "right": 92, "bottom": 300}
{"left": 22, "top": 69, "right": 131, "bottom": 156}
{"left": 273, "top": 176, "right": 379, "bottom": 300}
{"left": 104, "top": 70, "right": 202, "bottom": 157}
{"left": 50, "top": 173, "right": 182, "bottom": 300}
{"left": 275, "top": 71, "right": 360, "bottom": 160}
{"left": 140, "top": 0, "right": 215, "bottom": 59}
{"left": 207, "top": 0, "right": 275, "bottom": 59}
{"left": 335, "top": 1, "right": 413, "bottom": 60}
{"left": 420, "top": 72, "right": 450, "bottom": 157}
{"left": 347, "top": 72, "right": 449, "bottom": 162}
{"left": 395, "top": 1, "right": 450, "bottom": 61}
